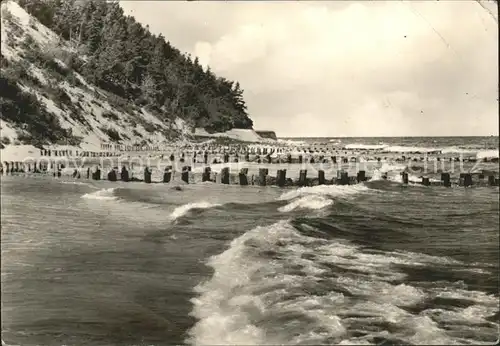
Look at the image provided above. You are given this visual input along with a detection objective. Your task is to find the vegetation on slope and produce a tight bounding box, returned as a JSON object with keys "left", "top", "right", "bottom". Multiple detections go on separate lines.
{"left": 13, "top": 0, "right": 253, "bottom": 135}
{"left": 1, "top": 53, "right": 82, "bottom": 146}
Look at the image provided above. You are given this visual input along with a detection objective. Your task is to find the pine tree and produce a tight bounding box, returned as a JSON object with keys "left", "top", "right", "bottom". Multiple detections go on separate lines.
{"left": 86, "top": 1, "right": 106, "bottom": 54}
{"left": 17, "top": 0, "right": 254, "bottom": 132}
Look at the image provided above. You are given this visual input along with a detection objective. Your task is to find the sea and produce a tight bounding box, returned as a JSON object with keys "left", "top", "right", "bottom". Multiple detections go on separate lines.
{"left": 1, "top": 136, "right": 499, "bottom": 346}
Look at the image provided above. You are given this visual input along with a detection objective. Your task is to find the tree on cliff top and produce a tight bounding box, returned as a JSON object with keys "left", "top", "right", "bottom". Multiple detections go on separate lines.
{"left": 17, "top": 0, "right": 254, "bottom": 132}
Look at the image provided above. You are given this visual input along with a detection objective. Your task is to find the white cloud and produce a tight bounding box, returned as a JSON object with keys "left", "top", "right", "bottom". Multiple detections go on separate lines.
{"left": 120, "top": 0, "right": 498, "bottom": 137}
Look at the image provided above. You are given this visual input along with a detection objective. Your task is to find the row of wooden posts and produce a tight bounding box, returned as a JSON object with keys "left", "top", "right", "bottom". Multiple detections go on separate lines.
{"left": 81, "top": 166, "right": 499, "bottom": 188}
{"left": 80, "top": 165, "right": 369, "bottom": 186}
{"left": 35, "top": 148, "right": 496, "bottom": 164}
{"left": 2, "top": 160, "right": 498, "bottom": 187}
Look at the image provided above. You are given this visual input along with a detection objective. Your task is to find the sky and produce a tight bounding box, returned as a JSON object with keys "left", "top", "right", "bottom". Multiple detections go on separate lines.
{"left": 119, "top": 0, "right": 498, "bottom": 137}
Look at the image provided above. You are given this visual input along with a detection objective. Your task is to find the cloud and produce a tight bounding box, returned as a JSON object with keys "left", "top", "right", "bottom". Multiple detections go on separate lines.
{"left": 120, "top": 0, "right": 498, "bottom": 137}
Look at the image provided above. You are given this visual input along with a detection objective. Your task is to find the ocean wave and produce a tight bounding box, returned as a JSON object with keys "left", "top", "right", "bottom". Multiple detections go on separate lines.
{"left": 384, "top": 145, "right": 442, "bottom": 153}
{"left": 343, "top": 143, "right": 498, "bottom": 156}
{"left": 169, "top": 201, "right": 221, "bottom": 221}
{"left": 278, "top": 184, "right": 370, "bottom": 201}
{"left": 278, "top": 195, "right": 333, "bottom": 213}
{"left": 278, "top": 138, "right": 306, "bottom": 145}
{"left": 369, "top": 162, "right": 408, "bottom": 181}
{"left": 188, "top": 220, "right": 498, "bottom": 345}
{"left": 345, "top": 144, "right": 388, "bottom": 150}
{"left": 81, "top": 188, "right": 118, "bottom": 201}
{"left": 1, "top": 339, "right": 20, "bottom": 346}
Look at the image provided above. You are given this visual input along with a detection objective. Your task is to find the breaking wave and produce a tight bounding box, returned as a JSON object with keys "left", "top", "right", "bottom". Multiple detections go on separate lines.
{"left": 81, "top": 188, "right": 118, "bottom": 201}
{"left": 278, "top": 195, "right": 333, "bottom": 213}
{"left": 343, "top": 143, "right": 498, "bottom": 157}
{"left": 187, "top": 220, "right": 499, "bottom": 345}
{"left": 278, "top": 184, "right": 370, "bottom": 201}
{"left": 169, "top": 202, "right": 221, "bottom": 221}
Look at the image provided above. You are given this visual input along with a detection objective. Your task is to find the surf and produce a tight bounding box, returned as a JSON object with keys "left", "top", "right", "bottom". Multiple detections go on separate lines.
{"left": 169, "top": 202, "right": 222, "bottom": 221}
{"left": 187, "top": 220, "right": 499, "bottom": 345}
{"left": 81, "top": 188, "right": 119, "bottom": 201}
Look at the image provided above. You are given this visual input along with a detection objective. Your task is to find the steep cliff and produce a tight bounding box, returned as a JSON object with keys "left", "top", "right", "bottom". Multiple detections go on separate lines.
{"left": 0, "top": 0, "right": 254, "bottom": 149}
{"left": 255, "top": 131, "right": 278, "bottom": 141}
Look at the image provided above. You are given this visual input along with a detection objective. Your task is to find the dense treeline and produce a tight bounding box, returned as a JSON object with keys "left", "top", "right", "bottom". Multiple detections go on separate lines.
{"left": 17, "top": 0, "right": 253, "bottom": 133}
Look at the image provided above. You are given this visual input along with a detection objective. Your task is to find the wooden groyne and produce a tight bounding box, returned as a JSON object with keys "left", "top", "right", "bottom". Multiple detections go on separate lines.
{"left": 32, "top": 147, "right": 500, "bottom": 165}
{"left": 2, "top": 161, "right": 499, "bottom": 188}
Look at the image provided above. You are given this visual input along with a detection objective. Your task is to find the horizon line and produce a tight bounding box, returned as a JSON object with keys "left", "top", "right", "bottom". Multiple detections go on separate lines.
{"left": 277, "top": 135, "right": 499, "bottom": 139}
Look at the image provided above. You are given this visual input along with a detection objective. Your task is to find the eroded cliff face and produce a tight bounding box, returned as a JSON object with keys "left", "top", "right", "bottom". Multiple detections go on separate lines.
{"left": 1, "top": 0, "right": 253, "bottom": 149}
{"left": 255, "top": 131, "right": 278, "bottom": 141}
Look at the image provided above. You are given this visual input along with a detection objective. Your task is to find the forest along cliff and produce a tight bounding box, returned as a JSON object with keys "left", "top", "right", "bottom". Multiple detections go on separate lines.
{"left": 0, "top": 0, "right": 256, "bottom": 150}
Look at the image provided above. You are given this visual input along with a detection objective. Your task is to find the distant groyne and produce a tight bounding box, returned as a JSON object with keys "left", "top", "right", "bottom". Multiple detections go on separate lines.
{"left": 2, "top": 148, "right": 499, "bottom": 188}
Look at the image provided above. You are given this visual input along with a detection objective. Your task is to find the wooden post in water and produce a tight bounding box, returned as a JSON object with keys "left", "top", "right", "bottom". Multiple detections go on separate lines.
{"left": 298, "top": 169, "right": 307, "bottom": 187}
{"left": 121, "top": 166, "right": 129, "bottom": 182}
{"left": 318, "top": 170, "right": 325, "bottom": 185}
{"left": 276, "top": 169, "right": 287, "bottom": 187}
{"left": 239, "top": 168, "right": 248, "bottom": 185}
{"left": 163, "top": 166, "right": 172, "bottom": 183}
{"left": 488, "top": 175, "right": 496, "bottom": 186}
{"left": 464, "top": 173, "right": 472, "bottom": 187}
{"left": 92, "top": 166, "right": 101, "bottom": 180}
{"left": 202, "top": 167, "right": 211, "bottom": 182}
{"left": 181, "top": 166, "right": 190, "bottom": 184}
{"left": 441, "top": 172, "right": 451, "bottom": 187}
{"left": 258, "top": 168, "right": 268, "bottom": 186}
{"left": 357, "top": 170, "right": 366, "bottom": 183}
{"left": 221, "top": 167, "right": 230, "bottom": 184}
{"left": 337, "top": 170, "right": 349, "bottom": 185}
{"left": 144, "top": 167, "right": 152, "bottom": 183}
{"left": 86, "top": 167, "right": 90, "bottom": 179}
{"left": 401, "top": 172, "right": 409, "bottom": 184}
{"left": 108, "top": 169, "right": 117, "bottom": 182}
{"left": 298, "top": 155, "right": 303, "bottom": 164}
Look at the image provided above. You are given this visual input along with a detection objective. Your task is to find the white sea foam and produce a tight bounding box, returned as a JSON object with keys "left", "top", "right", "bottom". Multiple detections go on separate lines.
{"left": 169, "top": 201, "right": 221, "bottom": 220}
{"left": 278, "top": 138, "right": 306, "bottom": 145}
{"left": 278, "top": 195, "right": 333, "bottom": 212}
{"left": 384, "top": 145, "right": 442, "bottom": 153}
{"left": 476, "top": 149, "right": 499, "bottom": 159}
{"left": 370, "top": 162, "right": 408, "bottom": 181}
{"left": 188, "top": 220, "right": 498, "bottom": 345}
{"left": 278, "top": 184, "right": 370, "bottom": 201}
{"left": 345, "top": 144, "right": 388, "bottom": 150}
{"left": 1, "top": 339, "right": 20, "bottom": 346}
{"left": 342, "top": 143, "right": 497, "bottom": 156}
{"left": 81, "top": 188, "right": 118, "bottom": 201}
